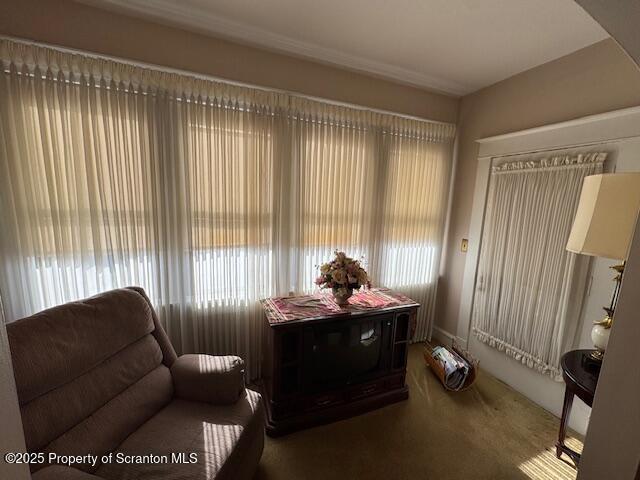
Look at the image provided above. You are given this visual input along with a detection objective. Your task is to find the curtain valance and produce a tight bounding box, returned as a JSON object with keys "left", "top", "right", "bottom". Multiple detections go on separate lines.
{"left": 492, "top": 152, "right": 606, "bottom": 174}
{"left": 0, "top": 38, "right": 455, "bottom": 141}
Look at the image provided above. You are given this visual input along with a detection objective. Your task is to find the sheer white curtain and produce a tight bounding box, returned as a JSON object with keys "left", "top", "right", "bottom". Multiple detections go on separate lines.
{"left": 472, "top": 153, "right": 605, "bottom": 378}
{"left": 286, "top": 99, "right": 454, "bottom": 339}
{"left": 0, "top": 39, "right": 455, "bottom": 377}
{"left": 376, "top": 128, "right": 452, "bottom": 340}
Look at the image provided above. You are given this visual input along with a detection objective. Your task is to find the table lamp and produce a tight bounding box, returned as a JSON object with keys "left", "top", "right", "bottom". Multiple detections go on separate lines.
{"left": 566, "top": 172, "right": 640, "bottom": 361}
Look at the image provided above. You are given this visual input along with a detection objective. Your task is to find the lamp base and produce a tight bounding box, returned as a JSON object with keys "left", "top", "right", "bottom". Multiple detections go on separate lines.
{"left": 589, "top": 349, "right": 605, "bottom": 362}
{"left": 590, "top": 318, "right": 611, "bottom": 362}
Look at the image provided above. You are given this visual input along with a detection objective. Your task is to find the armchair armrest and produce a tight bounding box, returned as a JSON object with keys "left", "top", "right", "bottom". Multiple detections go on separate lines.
{"left": 171, "top": 354, "right": 245, "bottom": 405}
{"left": 32, "top": 466, "right": 106, "bottom": 480}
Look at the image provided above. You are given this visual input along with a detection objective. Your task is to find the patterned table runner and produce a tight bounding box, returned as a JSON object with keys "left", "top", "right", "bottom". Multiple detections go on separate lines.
{"left": 261, "top": 287, "right": 418, "bottom": 325}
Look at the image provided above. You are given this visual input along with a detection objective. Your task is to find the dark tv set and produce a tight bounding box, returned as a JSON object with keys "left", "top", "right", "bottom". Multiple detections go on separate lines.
{"left": 302, "top": 314, "right": 393, "bottom": 391}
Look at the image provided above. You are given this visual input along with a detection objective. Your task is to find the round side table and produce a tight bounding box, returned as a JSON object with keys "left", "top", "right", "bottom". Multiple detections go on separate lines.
{"left": 556, "top": 349, "right": 601, "bottom": 465}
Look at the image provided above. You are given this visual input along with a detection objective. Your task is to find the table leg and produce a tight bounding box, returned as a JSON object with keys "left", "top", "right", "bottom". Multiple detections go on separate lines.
{"left": 556, "top": 387, "right": 574, "bottom": 459}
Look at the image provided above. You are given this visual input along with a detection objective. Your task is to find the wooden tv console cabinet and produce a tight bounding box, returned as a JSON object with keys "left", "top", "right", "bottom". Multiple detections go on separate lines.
{"left": 260, "top": 288, "right": 418, "bottom": 436}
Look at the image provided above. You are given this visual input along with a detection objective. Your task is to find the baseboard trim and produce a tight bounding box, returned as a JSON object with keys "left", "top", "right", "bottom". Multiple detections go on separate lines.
{"left": 432, "top": 326, "right": 465, "bottom": 346}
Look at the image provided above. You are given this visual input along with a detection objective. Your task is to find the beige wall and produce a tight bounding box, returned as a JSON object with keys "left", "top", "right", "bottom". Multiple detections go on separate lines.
{"left": 437, "top": 38, "right": 640, "bottom": 335}
{"left": 0, "top": 0, "right": 458, "bottom": 124}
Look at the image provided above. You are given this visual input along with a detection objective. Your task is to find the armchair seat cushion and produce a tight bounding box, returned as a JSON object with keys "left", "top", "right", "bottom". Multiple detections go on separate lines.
{"left": 97, "top": 389, "right": 264, "bottom": 480}
{"left": 171, "top": 354, "right": 245, "bottom": 405}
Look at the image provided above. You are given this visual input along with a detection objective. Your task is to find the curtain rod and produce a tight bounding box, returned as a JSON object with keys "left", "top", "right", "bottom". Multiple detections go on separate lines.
{"left": 0, "top": 35, "right": 455, "bottom": 128}
{"left": 482, "top": 136, "right": 636, "bottom": 161}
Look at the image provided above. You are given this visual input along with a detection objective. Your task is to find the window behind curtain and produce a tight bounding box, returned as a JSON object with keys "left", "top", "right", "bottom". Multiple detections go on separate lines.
{"left": 471, "top": 153, "right": 606, "bottom": 378}
{"left": 379, "top": 133, "right": 450, "bottom": 290}
{"left": 0, "top": 69, "right": 163, "bottom": 315}
{"left": 0, "top": 39, "right": 455, "bottom": 377}
{"left": 292, "top": 117, "right": 376, "bottom": 294}
{"left": 183, "top": 102, "right": 276, "bottom": 305}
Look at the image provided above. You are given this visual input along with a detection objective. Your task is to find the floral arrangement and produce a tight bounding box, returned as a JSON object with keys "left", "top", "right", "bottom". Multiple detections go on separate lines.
{"left": 315, "top": 251, "right": 370, "bottom": 295}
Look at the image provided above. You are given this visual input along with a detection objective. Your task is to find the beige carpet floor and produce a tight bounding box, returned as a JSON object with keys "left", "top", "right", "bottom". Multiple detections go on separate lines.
{"left": 255, "top": 344, "right": 582, "bottom": 480}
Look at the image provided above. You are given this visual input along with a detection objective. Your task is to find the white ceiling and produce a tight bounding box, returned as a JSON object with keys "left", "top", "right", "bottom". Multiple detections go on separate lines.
{"left": 81, "top": 0, "right": 609, "bottom": 96}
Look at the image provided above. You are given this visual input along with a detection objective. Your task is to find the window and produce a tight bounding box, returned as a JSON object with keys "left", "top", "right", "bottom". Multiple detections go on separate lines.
{"left": 294, "top": 119, "right": 376, "bottom": 293}
{"left": 0, "top": 39, "right": 455, "bottom": 377}
{"left": 378, "top": 134, "right": 450, "bottom": 289}
{"left": 185, "top": 105, "right": 276, "bottom": 304}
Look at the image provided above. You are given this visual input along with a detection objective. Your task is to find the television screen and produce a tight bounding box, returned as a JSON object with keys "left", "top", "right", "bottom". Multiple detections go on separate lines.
{"left": 304, "top": 315, "right": 392, "bottom": 389}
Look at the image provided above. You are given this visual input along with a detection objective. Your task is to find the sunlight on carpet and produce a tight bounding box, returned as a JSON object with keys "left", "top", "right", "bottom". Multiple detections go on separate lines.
{"left": 518, "top": 436, "right": 582, "bottom": 480}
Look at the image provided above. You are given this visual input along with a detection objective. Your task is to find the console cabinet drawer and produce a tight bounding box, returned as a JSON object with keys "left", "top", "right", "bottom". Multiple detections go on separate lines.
{"left": 385, "top": 373, "right": 405, "bottom": 390}
{"left": 348, "top": 378, "right": 387, "bottom": 401}
{"left": 305, "top": 391, "right": 345, "bottom": 410}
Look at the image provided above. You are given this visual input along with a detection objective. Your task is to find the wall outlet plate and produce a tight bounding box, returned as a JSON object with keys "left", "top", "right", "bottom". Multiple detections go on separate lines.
{"left": 461, "top": 238, "right": 469, "bottom": 252}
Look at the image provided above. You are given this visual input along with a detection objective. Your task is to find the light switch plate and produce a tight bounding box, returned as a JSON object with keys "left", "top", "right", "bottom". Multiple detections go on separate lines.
{"left": 461, "top": 238, "right": 469, "bottom": 252}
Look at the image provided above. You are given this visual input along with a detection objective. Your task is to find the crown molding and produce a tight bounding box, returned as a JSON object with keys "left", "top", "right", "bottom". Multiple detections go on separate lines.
{"left": 79, "top": 0, "right": 470, "bottom": 96}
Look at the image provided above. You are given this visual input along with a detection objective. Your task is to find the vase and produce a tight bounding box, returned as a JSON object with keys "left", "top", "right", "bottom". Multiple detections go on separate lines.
{"left": 332, "top": 287, "right": 353, "bottom": 306}
{"left": 591, "top": 322, "right": 610, "bottom": 360}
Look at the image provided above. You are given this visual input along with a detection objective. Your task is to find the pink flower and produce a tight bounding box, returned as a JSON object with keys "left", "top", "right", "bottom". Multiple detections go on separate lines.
{"left": 317, "top": 251, "right": 369, "bottom": 291}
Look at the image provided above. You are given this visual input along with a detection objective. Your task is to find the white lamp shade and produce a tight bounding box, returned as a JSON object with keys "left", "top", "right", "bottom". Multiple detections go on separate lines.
{"left": 566, "top": 173, "right": 640, "bottom": 260}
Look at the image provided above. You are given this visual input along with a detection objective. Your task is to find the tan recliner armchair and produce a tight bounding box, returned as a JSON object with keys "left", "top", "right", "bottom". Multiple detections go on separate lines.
{"left": 7, "top": 287, "right": 264, "bottom": 480}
